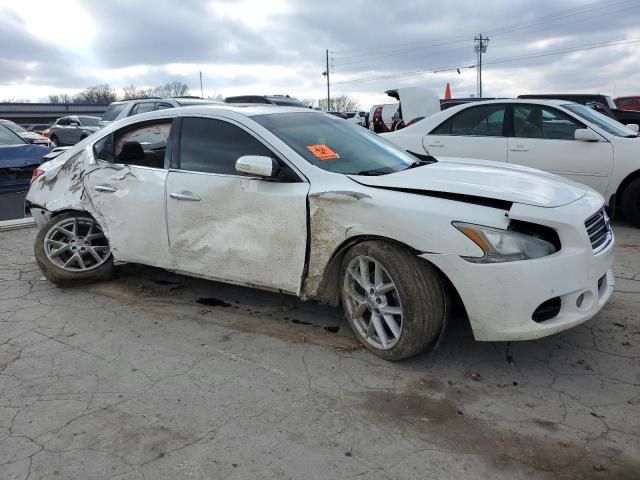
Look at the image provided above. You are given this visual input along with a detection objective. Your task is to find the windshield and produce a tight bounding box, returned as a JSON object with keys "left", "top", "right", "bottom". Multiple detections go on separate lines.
{"left": 78, "top": 116, "right": 100, "bottom": 126}
{"left": 564, "top": 104, "right": 637, "bottom": 137}
{"left": 253, "top": 112, "right": 414, "bottom": 175}
{"left": 0, "top": 124, "right": 27, "bottom": 145}
{"left": 0, "top": 120, "right": 26, "bottom": 133}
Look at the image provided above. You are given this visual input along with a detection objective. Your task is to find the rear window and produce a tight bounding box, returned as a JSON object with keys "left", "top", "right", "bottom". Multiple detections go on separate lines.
{"left": 101, "top": 104, "right": 126, "bottom": 121}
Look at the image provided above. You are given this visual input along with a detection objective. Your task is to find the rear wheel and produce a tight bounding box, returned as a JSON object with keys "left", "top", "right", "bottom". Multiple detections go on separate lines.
{"left": 621, "top": 177, "right": 640, "bottom": 227}
{"left": 34, "top": 212, "right": 114, "bottom": 286}
{"left": 50, "top": 135, "right": 60, "bottom": 147}
{"left": 340, "top": 241, "right": 446, "bottom": 361}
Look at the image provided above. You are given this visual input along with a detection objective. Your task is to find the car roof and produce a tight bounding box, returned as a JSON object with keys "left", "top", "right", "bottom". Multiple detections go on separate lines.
{"left": 444, "top": 98, "right": 573, "bottom": 107}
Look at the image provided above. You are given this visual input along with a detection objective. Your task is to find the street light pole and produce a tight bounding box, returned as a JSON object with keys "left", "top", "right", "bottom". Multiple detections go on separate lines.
{"left": 323, "top": 49, "right": 331, "bottom": 111}
{"left": 199, "top": 71, "right": 204, "bottom": 98}
{"left": 474, "top": 34, "right": 489, "bottom": 98}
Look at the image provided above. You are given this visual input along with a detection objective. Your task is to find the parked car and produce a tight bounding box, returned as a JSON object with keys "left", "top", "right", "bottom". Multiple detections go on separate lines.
{"left": 0, "top": 124, "right": 49, "bottom": 220}
{"left": 49, "top": 116, "right": 100, "bottom": 147}
{"left": 614, "top": 96, "right": 640, "bottom": 111}
{"left": 99, "top": 97, "right": 224, "bottom": 128}
{"left": 369, "top": 103, "right": 399, "bottom": 133}
{"left": 384, "top": 99, "right": 640, "bottom": 225}
{"left": 344, "top": 111, "right": 368, "bottom": 127}
{"left": 0, "top": 119, "right": 50, "bottom": 147}
{"left": 27, "top": 124, "right": 52, "bottom": 136}
{"left": 27, "top": 105, "right": 613, "bottom": 360}
{"left": 225, "top": 94, "right": 306, "bottom": 107}
{"left": 518, "top": 94, "right": 640, "bottom": 129}
{"left": 384, "top": 87, "right": 441, "bottom": 130}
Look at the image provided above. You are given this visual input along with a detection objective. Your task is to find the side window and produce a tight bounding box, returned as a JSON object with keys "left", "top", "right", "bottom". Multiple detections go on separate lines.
{"left": 179, "top": 117, "right": 272, "bottom": 175}
{"left": 618, "top": 98, "right": 634, "bottom": 106}
{"left": 57, "top": 118, "right": 70, "bottom": 126}
{"left": 157, "top": 103, "right": 173, "bottom": 110}
{"left": 130, "top": 103, "right": 156, "bottom": 116}
{"left": 514, "top": 105, "right": 583, "bottom": 140}
{"left": 432, "top": 105, "right": 506, "bottom": 136}
{"left": 93, "top": 121, "right": 171, "bottom": 168}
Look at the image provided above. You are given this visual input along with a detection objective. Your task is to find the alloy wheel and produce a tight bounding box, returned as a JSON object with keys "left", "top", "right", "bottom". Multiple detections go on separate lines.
{"left": 43, "top": 217, "right": 111, "bottom": 272}
{"left": 343, "top": 255, "right": 403, "bottom": 350}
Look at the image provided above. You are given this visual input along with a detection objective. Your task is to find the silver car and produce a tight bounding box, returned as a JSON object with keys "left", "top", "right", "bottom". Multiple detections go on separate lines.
{"left": 49, "top": 116, "right": 100, "bottom": 147}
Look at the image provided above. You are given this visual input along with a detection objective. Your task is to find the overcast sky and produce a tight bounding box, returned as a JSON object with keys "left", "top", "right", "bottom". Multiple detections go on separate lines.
{"left": 2, "top": 0, "right": 640, "bottom": 108}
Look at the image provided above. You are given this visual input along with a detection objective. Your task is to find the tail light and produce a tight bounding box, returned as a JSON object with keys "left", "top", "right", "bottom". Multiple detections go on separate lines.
{"left": 41, "top": 130, "right": 50, "bottom": 138}
{"left": 31, "top": 168, "right": 44, "bottom": 184}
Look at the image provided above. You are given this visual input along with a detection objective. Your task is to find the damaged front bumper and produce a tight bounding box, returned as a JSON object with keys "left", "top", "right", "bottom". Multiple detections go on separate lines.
{"left": 422, "top": 195, "right": 615, "bottom": 341}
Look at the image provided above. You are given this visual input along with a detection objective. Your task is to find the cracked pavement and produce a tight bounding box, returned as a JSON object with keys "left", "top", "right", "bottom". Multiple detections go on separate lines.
{"left": 0, "top": 224, "right": 639, "bottom": 479}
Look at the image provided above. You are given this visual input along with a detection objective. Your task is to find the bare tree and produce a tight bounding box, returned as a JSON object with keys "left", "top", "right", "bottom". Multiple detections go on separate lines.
{"left": 122, "top": 84, "right": 155, "bottom": 100}
{"left": 73, "top": 84, "right": 118, "bottom": 104}
{"left": 317, "top": 95, "right": 360, "bottom": 112}
{"left": 153, "top": 81, "right": 190, "bottom": 98}
{"left": 47, "top": 93, "right": 72, "bottom": 104}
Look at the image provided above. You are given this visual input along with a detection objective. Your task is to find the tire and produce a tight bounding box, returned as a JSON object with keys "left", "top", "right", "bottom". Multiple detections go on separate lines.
{"left": 621, "top": 177, "right": 640, "bottom": 227}
{"left": 340, "top": 241, "right": 446, "bottom": 361}
{"left": 34, "top": 212, "right": 114, "bottom": 286}
{"left": 50, "top": 135, "right": 60, "bottom": 147}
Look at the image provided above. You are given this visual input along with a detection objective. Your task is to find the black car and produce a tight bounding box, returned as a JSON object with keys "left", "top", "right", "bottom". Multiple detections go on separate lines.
{"left": 518, "top": 94, "right": 640, "bottom": 128}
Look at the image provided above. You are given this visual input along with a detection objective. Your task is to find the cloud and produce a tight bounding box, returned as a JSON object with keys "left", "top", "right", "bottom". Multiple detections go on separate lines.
{"left": 1, "top": 0, "right": 640, "bottom": 105}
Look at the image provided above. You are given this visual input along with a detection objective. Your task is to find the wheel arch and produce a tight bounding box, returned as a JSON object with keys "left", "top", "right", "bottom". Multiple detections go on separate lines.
{"left": 313, "top": 235, "right": 468, "bottom": 318}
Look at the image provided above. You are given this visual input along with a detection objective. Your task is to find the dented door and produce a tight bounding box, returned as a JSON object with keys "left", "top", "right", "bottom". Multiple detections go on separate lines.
{"left": 165, "top": 171, "right": 309, "bottom": 294}
{"left": 84, "top": 164, "right": 170, "bottom": 267}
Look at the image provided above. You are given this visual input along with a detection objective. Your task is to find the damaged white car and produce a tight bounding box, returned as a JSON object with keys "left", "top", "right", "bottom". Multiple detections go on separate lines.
{"left": 27, "top": 106, "right": 615, "bottom": 360}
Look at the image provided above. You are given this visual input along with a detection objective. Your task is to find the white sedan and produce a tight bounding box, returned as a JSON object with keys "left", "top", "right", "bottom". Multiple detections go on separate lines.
{"left": 385, "top": 99, "right": 640, "bottom": 226}
{"left": 27, "top": 105, "right": 614, "bottom": 360}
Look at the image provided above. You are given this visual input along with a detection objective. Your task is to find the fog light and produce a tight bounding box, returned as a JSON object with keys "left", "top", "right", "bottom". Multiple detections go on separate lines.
{"left": 576, "top": 293, "right": 584, "bottom": 308}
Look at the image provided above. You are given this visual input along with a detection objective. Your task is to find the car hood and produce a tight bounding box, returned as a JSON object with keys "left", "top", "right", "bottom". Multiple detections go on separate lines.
{"left": 348, "top": 157, "right": 587, "bottom": 208}
{"left": 19, "top": 131, "right": 48, "bottom": 142}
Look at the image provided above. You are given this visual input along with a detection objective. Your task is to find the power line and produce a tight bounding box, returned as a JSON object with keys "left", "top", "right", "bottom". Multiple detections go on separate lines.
{"left": 333, "top": 36, "right": 640, "bottom": 85}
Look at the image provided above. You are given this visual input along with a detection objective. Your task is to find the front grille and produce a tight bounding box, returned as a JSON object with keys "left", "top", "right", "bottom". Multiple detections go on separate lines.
{"left": 585, "top": 209, "right": 612, "bottom": 253}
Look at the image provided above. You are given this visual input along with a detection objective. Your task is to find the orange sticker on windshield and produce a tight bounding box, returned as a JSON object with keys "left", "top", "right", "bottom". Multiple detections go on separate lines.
{"left": 306, "top": 144, "right": 339, "bottom": 160}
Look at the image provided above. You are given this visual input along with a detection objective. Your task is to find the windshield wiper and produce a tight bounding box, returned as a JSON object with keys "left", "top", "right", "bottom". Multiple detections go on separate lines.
{"left": 403, "top": 159, "right": 433, "bottom": 170}
{"left": 355, "top": 168, "right": 389, "bottom": 176}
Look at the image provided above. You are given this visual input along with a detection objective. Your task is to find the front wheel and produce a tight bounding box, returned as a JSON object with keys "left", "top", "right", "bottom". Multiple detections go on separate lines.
{"left": 34, "top": 212, "right": 114, "bottom": 286}
{"left": 340, "top": 241, "right": 446, "bottom": 361}
{"left": 50, "top": 135, "right": 59, "bottom": 147}
{"left": 621, "top": 177, "right": 640, "bottom": 227}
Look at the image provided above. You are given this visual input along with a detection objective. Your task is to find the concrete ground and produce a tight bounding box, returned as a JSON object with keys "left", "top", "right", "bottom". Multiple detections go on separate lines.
{"left": 1, "top": 225, "right": 639, "bottom": 480}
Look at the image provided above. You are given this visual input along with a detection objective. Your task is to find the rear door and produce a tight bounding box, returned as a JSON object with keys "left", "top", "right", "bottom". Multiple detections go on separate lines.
{"left": 507, "top": 104, "right": 613, "bottom": 194}
{"left": 423, "top": 104, "right": 509, "bottom": 161}
{"left": 165, "top": 116, "right": 309, "bottom": 294}
{"left": 84, "top": 119, "right": 173, "bottom": 267}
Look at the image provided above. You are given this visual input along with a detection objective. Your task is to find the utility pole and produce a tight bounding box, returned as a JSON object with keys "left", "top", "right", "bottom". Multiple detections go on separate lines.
{"left": 199, "top": 71, "right": 204, "bottom": 98}
{"left": 322, "top": 49, "right": 331, "bottom": 111}
{"left": 474, "top": 34, "right": 489, "bottom": 98}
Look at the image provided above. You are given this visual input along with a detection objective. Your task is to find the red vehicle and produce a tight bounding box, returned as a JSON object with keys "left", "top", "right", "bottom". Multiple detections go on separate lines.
{"left": 614, "top": 96, "right": 640, "bottom": 111}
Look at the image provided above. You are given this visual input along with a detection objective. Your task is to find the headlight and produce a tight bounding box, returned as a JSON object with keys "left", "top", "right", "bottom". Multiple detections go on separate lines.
{"left": 453, "top": 222, "right": 557, "bottom": 263}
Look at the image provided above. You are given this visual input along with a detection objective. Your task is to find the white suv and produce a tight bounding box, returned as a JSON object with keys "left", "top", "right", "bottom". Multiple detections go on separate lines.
{"left": 385, "top": 99, "right": 640, "bottom": 226}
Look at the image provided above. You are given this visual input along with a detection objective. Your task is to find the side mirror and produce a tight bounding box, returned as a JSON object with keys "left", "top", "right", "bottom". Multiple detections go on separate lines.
{"left": 574, "top": 128, "right": 601, "bottom": 142}
{"left": 235, "top": 155, "right": 277, "bottom": 178}
{"left": 626, "top": 123, "right": 639, "bottom": 133}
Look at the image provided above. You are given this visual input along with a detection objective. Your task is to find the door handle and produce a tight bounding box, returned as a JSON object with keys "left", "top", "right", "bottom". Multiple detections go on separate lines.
{"left": 427, "top": 143, "right": 444, "bottom": 147}
{"left": 509, "top": 146, "right": 529, "bottom": 152}
{"left": 170, "top": 192, "right": 201, "bottom": 201}
{"left": 94, "top": 185, "right": 117, "bottom": 193}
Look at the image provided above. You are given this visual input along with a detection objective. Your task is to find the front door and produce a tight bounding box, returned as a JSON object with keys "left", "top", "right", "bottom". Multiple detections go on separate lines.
{"left": 166, "top": 116, "right": 309, "bottom": 294}
{"left": 507, "top": 104, "right": 614, "bottom": 194}
{"left": 423, "top": 103, "right": 509, "bottom": 161}
{"left": 84, "top": 119, "right": 173, "bottom": 267}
